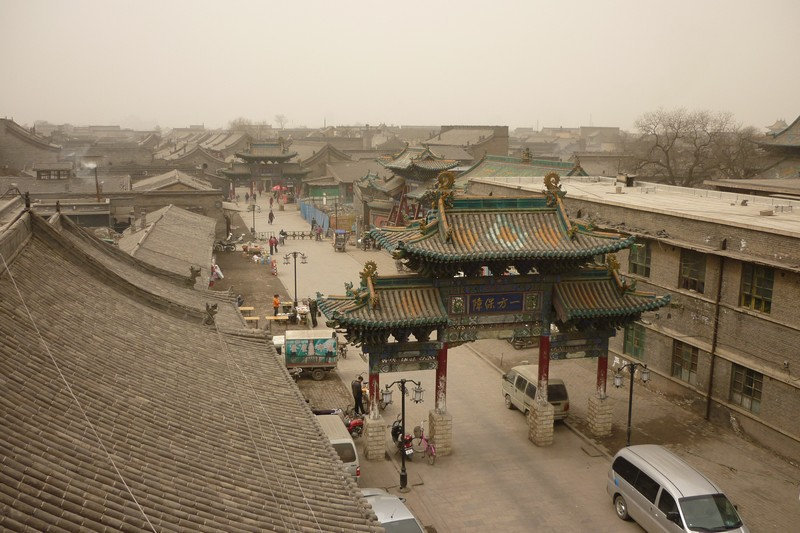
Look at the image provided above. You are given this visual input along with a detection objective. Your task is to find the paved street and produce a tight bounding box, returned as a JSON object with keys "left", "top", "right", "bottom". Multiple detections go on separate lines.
{"left": 221, "top": 194, "right": 800, "bottom": 532}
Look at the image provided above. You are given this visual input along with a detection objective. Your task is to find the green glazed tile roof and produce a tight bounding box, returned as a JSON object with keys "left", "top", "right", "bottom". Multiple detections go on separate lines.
{"left": 371, "top": 197, "right": 633, "bottom": 263}
{"left": 554, "top": 277, "right": 671, "bottom": 321}
{"left": 318, "top": 279, "right": 448, "bottom": 328}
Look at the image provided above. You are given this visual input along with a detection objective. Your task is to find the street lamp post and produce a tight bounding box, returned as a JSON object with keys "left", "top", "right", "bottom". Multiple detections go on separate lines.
{"left": 613, "top": 362, "right": 650, "bottom": 446}
{"left": 282, "top": 251, "right": 308, "bottom": 308}
{"left": 381, "top": 379, "right": 424, "bottom": 492}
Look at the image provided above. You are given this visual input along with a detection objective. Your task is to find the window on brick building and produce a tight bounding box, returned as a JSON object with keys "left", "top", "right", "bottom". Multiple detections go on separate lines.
{"left": 730, "top": 363, "right": 762, "bottom": 414}
{"left": 628, "top": 241, "right": 651, "bottom": 277}
{"left": 671, "top": 341, "right": 698, "bottom": 385}
{"left": 623, "top": 323, "right": 645, "bottom": 359}
{"left": 679, "top": 250, "right": 706, "bottom": 293}
{"left": 739, "top": 264, "right": 773, "bottom": 314}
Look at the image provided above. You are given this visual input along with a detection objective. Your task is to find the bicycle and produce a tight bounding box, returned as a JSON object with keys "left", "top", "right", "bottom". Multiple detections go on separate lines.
{"left": 411, "top": 420, "right": 436, "bottom": 465}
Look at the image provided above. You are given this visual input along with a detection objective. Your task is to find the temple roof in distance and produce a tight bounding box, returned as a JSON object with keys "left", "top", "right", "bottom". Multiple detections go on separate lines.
{"left": 759, "top": 114, "right": 800, "bottom": 149}
{"left": 236, "top": 141, "right": 298, "bottom": 162}
{"left": 454, "top": 155, "right": 586, "bottom": 188}
{"left": 371, "top": 195, "right": 633, "bottom": 264}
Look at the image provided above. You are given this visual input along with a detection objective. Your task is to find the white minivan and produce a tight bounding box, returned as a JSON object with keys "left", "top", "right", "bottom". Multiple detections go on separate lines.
{"left": 317, "top": 414, "right": 360, "bottom": 482}
{"left": 501, "top": 364, "right": 569, "bottom": 420}
{"left": 608, "top": 444, "right": 748, "bottom": 532}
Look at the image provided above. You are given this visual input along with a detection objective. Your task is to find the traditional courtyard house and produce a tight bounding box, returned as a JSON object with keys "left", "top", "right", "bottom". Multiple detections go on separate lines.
{"left": 353, "top": 171, "right": 405, "bottom": 231}
{"left": 130, "top": 169, "right": 225, "bottom": 234}
{"left": 199, "top": 131, "right": 251, "bottom": 159}
{"left": 117, "top": 205, "right": 217, "bottom": 288}
{"left": 465, "top": 171, "right": 800, "bottom": 459}
{"left": 454, "top": 153, "right": 587, "bottom": 190}
{"left": 423, "top": 125, "right": 509, "bottom": 160}
{"left": 295, "top": 142, "right": 353, "bottom": 179}
{"left": 0, "top": 199, "right": 382, "bottom": 531}
{"left": 0, "top": 118, "right": 61, "bottom": 172}
{"left": 158, "top": 143, "right": 228, "bottom": 175}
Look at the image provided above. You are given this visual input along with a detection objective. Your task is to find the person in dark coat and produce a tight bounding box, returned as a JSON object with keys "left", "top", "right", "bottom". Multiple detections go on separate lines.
{"left": 351, "top": 376, "right": 365, "bottom": 415}
{"left": 308, "top": 298, "right": 318, "bottom": 327}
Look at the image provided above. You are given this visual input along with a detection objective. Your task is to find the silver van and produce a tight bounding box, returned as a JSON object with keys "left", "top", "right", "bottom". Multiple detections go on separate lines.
{"left": 317, "top": 414, "right": 360, "bottom": 482}
{"left": 501, "top": 364, "right": 569, "bottom": 420}
{"left": 608, "top": 444, "right": 748, "bottom": 532}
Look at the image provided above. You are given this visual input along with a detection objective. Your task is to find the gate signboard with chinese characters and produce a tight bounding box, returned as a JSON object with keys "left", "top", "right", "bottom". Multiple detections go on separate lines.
{"left": 439, "top": 275, "right": 552, "bottom": 345}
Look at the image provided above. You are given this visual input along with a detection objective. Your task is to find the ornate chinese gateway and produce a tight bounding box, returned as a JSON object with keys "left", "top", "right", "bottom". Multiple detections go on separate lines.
{"left": 319, "top": 172, "right": 669, "bottom": 454}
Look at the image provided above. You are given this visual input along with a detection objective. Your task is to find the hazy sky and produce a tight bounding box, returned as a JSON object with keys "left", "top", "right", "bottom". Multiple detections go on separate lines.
{"left": 1, "top": 0, "right": 798, "bottom": 131}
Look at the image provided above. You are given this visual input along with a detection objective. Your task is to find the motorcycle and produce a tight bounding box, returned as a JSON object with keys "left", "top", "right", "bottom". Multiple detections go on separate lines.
{"left": 213, "top": 232, "right": 245, "bottom": 252}
{"left": 390, "top": 415, "right": 414, "bottom": 460}
{"left": 343, "top": 413, "right": 364, "bottom": 439}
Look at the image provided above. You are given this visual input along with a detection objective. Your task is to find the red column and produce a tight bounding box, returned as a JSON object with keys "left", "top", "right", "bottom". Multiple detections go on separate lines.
{"left": 369, "top": 370, "right": 380, "bottom": 418}
{"left": 435, "top": 344, "right": 448, "bottom": 413}
{"left": 596, "top": 353, "right": 608, "bottom": 398}
{"left": 537, "top": 335, "right": 550, "bottom": 402}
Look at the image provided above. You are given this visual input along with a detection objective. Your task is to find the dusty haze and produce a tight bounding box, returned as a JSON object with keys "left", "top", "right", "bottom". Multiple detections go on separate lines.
{"left": 1, "top": 0, "right": 798, "bottom": 129}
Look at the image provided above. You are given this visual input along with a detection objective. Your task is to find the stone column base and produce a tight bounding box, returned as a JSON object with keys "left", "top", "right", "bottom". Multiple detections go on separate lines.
{"left": 528, "top": 400, "right": 555, "bottom": 446}
{"left": 363, "top": 415, "right": 386, "bottom": 461}
{"left": 587, "top": 395, "right": 613, "bottom": 437}
{"left": 429, "top": 410, "right": 453, "bottom": 456}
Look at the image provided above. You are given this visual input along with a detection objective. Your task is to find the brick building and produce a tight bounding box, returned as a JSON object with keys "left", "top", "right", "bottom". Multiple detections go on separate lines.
{"left": 423, "top": 125, "right": 509, "bottom": 160}
{"left": 466, "top": 173, "right": 800, "bottom": 460}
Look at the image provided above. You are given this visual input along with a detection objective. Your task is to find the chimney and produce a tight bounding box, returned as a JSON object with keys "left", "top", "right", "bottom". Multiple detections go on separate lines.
{"left": 140, "top": 210, "right": 147, "bottom": 229}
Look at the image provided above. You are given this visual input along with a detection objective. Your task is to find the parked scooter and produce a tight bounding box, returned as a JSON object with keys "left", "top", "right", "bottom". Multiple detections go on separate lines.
{"left": 390, "top": 415, "right": 414, "bottom": 460}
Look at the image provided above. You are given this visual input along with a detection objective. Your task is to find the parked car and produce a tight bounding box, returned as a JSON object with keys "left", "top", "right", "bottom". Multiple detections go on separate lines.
{"left": 317, "top": 414, "right": 360, "bottom": 483}
{"left": 608, "top": 444, "right": 748, "bottom": 532}
{"left": 501, "top": 364, "right": 569, "bottom": 419}
{"left": 361, "top": 488, "right": 424, "bottom": 533}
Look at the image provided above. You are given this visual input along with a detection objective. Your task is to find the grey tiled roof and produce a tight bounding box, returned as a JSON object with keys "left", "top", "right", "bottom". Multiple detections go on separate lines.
{"left": 118, "top": 205, "right": 216, "bottom": 288}
{"left": 0, "top": 212, "right": 382, "bottom": 531}
{"left": 132, "top": 170, "right": 214, "bottom": 191}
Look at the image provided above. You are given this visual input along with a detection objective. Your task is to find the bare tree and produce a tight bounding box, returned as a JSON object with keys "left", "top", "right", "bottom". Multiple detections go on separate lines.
{"left": 274, "top": 114, "right": 288, "bottom": 129}
{"left": 632, "top": 108, "right": 730, "bottom": 186}
{"left": 708, "top": 126, "right": 763, "bottom": 180}
{"left": 228, "top": 117, "right": 253, "bottom": 132}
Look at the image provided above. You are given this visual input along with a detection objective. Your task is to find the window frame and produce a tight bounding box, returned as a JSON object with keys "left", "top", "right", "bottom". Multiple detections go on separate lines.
{"left": 623, "top": 323, "right": 645, "bottom": 359}
{"left": 739, "top": 263, "right": 774, "bottom": 314}
{"left": 628, "top": 241, "right": 651, "bottom": 277}
{"left": 679, "top": 250, "right": 706, "bottom": 293}
{"left": 730, "top": 363, "right": 762, "bottom": 414}
{"left": 671, "top": 340, "right": 699, "bottom": 386}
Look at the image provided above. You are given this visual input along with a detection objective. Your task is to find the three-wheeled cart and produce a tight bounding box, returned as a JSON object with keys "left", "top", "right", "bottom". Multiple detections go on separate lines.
{"left": 284, "top": 329, "right": 338, "bottom": 380}
{"left": 333, "top": 230, "right": 348, "bottom": 252}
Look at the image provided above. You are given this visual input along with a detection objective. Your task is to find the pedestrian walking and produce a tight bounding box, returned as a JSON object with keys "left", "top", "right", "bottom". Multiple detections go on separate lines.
{"left": 268, "top": 235, "right": 278, "bottom": 255}
{"left": 245, "top": 192, "right": 249, "bottom": 202}
{"left": 351, "top": 376, "right": 365, "bottom": 415}
{"left": 269, "top": 197, "right": 274, "bottom": 208}
{"left": 311, "top": 217, "right": 317, "bottom": 231}
{"left": 268, "top": 209, "right": 275, "bottom": 224}
{"left": 308, "top": 298, "right": 318, "bottom": 328}
{"left": 272, "top": 294, "right": 280, "bottom": 316}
